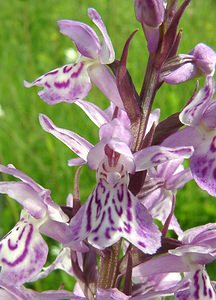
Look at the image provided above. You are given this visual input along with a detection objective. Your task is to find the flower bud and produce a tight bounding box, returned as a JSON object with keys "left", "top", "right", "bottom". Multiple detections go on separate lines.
{"left": 134, "top": 0, "right": 165, "bottom": 27}
{"left": 134, "top": 0, "right": 165, "bottom": 52}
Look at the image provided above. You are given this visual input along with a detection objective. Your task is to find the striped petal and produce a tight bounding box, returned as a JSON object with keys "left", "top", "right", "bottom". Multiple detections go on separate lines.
{"left": 67, "top": 161, "right": 161, "bottom": 254}
{"left": 24, "top": 63, "right": 91, "bottom": 104}
{"left": 88, "top": 8, "right": 115, "bottom": 64}
{"left": 39, "top": 114, "right": 93, "bottom": 162}
{"left": 0, "top": 211, "right": 48, "bottom": 286}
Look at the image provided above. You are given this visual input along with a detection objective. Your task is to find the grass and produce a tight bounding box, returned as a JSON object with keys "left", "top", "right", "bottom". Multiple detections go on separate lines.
{"left": 0, "top": 0, "right": 216, "bottom": 293}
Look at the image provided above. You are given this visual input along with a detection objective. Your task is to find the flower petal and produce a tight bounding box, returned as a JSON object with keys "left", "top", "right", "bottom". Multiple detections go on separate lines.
{"left": 75, "top": 99, "right": 110, "bottom": 127}
{"left": 180, "top": 76, "right": 215, "bottom": 126}
{"left": 0, "top": 212, "right": 48, "bottom": 286}
{"left": 58, "top": 20, "right": 100, "bottom": 59}
{"left": 88, "top": 8, "right": 115, "bottom": 64}
{"left": 24, "top": 63, "right": 91, "bottom": 104}
{"left": 190, "top": 135, "right": 216, "bottom": 196}
{"left": 67, "top": 179, "right": 161, "bottom": 254}
{"left": 176, "top": 269, "right": 216, "bottom": 300}
{"left": 39, "top": 114, "right": 93, "bottom": 161}
{"left": 0, "top": 182, "right": 46, "bottom": 219}
{"left": 134, "top": 146, "right": 193, "bottom": 171}
{"left": 88, "top": 64, "right": 124, "bottom": 109}
{"left": 163, "top": 62, "right": 197, "bottom": 84}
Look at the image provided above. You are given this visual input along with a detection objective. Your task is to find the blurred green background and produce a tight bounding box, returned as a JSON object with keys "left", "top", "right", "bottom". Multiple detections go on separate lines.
{"left": 0, "top": 0, "right": 215, "bottom": 293}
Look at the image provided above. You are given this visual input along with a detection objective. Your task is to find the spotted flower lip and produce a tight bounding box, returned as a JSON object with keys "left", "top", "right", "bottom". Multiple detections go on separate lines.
{"left": 38, "top": 110, "right": 193, "bottom": 253}
{"left": 24, "top": 8, "right": 124, "bottom": 109}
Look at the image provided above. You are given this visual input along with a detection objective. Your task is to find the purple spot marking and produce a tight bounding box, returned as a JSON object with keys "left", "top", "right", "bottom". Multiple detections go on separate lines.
{"left": 210, "top": 136, "right": 216, "bottom": 153}
{"left": 123, "top": 222, "right": 131, "bottom": 233}
{"left": 193, "top": 270, "right": 200, "bottom": 299}
{"left": 98, "top": 180, "right": 106, "bottom": 193}
{"left": 92, "top": 211, "right": 106, "bottom": 233}
{"left": 127, "top": 192, "right": 132, "bottom": 208}
{"left": 127, "top": 209, "right": 132, "bottom": 221}
{"left": 209, "top": 288, "right": 213, "bottom": 298}
{"left": 104, "top": 191, "right": 110, "bottom": 206}
{"left": 117, "top": 184, "right": 124, "bottom": 202}
{"left": 8, "top": 239, "right": 18, "bottom": 250}
{"left": 112, "top": 198, "right": 123, "bottom": 216}
{"left": 105, "top": 228, "right": 111, "bottom": 239}
{"left": 151, "top": 153, "right": 168, "bottom": 164}
{"left": 45, "top": 70, "right": 59, "bottom": 77}
{"left": 63, "top": 65, "right": 73, "bottom": 73}
{"left": 213, "top": 168, "right": 216, "bottom": 180}
{"left": 138, "top": 241, "right": 146, "bottom": 248}
{"left": 202, "top": 272, "right": 207, "bottom": 296}
{"left": 54, "top": 79, "right": 70, "bottom": 89}
{"left": 93, "top": 236, "right": 99, "bottom": 241}
{"left": 2, "top": 224, "right": 33, "bottom": 267}
{"left": 18, "top": 226, "right": 27, "bottom": 241}
{"left": 86, "top": 194, "right": 94, "bottom": 231}
{"left": 71, "top": 63, "right": 84, "bottom": 78}
{"left": 108, "top": 207, "right": 115, "bottom": 225}
{"left": 45, "top": 82, "right": 51, "bottom": 88}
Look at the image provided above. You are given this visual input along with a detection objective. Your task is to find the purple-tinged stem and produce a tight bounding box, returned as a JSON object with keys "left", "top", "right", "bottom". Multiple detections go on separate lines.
{"left": 98, "top": 239, "right": 122, "bottom": 289}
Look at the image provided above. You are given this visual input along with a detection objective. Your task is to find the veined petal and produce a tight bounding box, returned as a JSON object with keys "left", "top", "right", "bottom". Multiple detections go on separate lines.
{"left": 75, "top": 99, "right": 110, "bottom": 127}
{"left": 190, "top": 134, "right": 216, "bottom": 196}
{"left": 58, "top": 20, "right": 100, "bottom": 59}
{"left": 180, "top": 76, "right": 215, "bottom": 126}
{"left": 166, "top": 168, "right": 193, "bottom": 190}
{"left": 0, "top": 182, "right": 46, "bottom": 219}
{"left": 0, "top": 211, "right": 48, "bottom": 286}
{"left": 24, "top": 63, "right": 91, "bottom": 104}
{"left": 176, "top": 269, "right": 216, "bottom": 300}
{"left": 88, "top": 64, "right": 124, "bottom": 110}
{"left": 181, "top": 223, "right": 216, "bottom": 245}
{"left": 163, "top": 62, "right": 197, "bottom": 84}
{"left": 134, "top": 146, "right": 193, "bottom": 171}
{"left": 39, "top": 114, "right": 93, "bottom": 161}
{"left": 88, "top": 8, "right": 115, "bottom": 64}
{"left": 146, "top": 108, "right": 160, "bottom": 135}
{"left": 67, "top": 179, "right": 161, "bottom": 254}
{"left": 0, "top": 164, "right": 43, "bottom": 193}
{"left": 30, "top": 248, "right": 73, "bottom": 281}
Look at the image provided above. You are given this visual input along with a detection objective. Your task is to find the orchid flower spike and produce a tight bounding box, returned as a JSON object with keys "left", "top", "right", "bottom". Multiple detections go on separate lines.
{"left": 24, "top": 8, "right": 124, "bottom": 109}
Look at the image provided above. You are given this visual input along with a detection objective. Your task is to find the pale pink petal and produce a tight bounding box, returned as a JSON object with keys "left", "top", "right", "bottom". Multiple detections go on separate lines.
{"left": 0, "top": 212, "right": 48, "bottom": 286}
{"left": 163, "top": 62, "right": 197, "bottom": 84}
{"left": 75, "top": 99, "right": 110, "bottom": 127}
{"left": 24, "top": 63, "right": 91, "bottom": 104}
{"left": 190, "top": 135, "right": 216, "bottom": 196}
{"left": 0, "top": 182, "right": 46, "bottom": 219}
{"left": 88, "top": 64, "right": 124, "bottom": 109}
{"left": 39, "top": 114, "right": 93, "bottom": 161}
{"left": 58, "top": 20, "right": 100, "bottom": 59}
{"left": 180, "top": 76, "right": 214, "bottom": 126}
{"left": 134, "top": 146, "right": 193, "bottom": 171}
{"left": 88, "top": 8, "right": 115, "bottom": 64}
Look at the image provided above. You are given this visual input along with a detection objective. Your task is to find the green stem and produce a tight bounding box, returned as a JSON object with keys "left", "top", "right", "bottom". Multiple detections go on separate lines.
{"left": 98, "top": 240, "right": 122, "bottom": 289}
